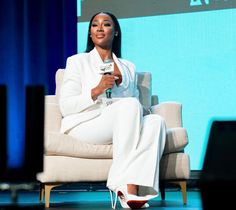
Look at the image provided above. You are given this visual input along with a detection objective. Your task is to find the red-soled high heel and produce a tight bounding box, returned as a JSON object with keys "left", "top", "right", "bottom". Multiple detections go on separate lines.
{"left": 109, "top": 185, "right": 149, "bottom": 209}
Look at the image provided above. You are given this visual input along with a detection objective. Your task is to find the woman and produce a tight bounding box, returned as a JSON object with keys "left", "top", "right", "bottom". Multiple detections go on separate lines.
{"left": 59, "top": 12, "right": 166, "bottom": 209}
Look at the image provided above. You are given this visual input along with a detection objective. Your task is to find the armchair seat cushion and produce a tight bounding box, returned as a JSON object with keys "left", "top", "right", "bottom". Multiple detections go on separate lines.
{"left": 45, "top": 132, "right": 113, "bottom": 159}
{"left": 164, "top": 127, "right": 188, "bottom": 155}
{"left": 45, "top": 127, "right": 187, "bottom": 159}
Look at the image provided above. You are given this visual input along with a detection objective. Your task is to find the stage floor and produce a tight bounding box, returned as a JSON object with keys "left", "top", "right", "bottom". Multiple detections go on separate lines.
{"left": 0, "top": 188, "right": 202, "bottom": 209}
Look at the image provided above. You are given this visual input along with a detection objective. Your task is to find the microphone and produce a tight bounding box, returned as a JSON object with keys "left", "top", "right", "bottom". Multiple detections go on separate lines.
{"left": 100, "top": 59, "right": 114, "bottom": 98}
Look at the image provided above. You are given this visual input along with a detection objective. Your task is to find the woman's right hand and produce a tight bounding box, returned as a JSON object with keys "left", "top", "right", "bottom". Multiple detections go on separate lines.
{"left": 91, "top": 74, "right": 117, "bottom": 100}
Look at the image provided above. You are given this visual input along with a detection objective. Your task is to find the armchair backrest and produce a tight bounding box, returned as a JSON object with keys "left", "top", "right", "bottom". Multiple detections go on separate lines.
{"left": 55, "top": 69, "right": 152, "bottom": 109}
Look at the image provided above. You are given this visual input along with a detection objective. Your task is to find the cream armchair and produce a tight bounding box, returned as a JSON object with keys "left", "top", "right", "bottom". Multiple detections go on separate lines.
{"left": 37, "top": 69, "right": 190, "bottom": 208}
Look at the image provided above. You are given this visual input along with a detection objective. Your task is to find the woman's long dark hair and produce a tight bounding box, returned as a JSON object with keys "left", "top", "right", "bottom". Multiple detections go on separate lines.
{"left": 85, "top": 12, "right": 122, "bottom": 58}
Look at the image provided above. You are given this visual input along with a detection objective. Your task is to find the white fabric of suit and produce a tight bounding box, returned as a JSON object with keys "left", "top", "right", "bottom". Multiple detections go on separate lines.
{"left": 60, "top": 48, "right": 139, "bottom": 133}
{"left": 59, "top": 48, "right": 166, "bottom": 197}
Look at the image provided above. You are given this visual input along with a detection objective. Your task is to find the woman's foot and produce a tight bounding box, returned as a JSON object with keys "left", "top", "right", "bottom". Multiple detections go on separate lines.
{"left": 127, "top": 184, "right": 138, "bottom": 195}
{"left": 126, "top": 184, "right": 148, "bottom": 208}
{"left": 117, "top": 185, "right": 148, "bottom": 209}
{"left": 109, "top": 185, "right": 155, "bottom": 209}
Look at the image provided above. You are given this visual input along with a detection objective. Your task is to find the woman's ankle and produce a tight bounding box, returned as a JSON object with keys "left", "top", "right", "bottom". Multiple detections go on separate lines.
{"left": 127, "top": 184, "right": 138, "bottom": 195}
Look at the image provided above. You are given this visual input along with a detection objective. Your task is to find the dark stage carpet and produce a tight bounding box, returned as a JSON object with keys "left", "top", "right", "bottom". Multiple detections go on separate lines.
{"left": 0, "top": 188, "right": 202, "bottom": 210}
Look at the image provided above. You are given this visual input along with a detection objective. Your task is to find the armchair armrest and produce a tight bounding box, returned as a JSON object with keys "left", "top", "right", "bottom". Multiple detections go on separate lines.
{"left": 150, "top": 101, "right": 182, "bottom": 128}
{"left": 164, "top": 127, "right": 188, "bottom": 154}
{"left": 44, "top": 95, "right": 62, "bottom": 134}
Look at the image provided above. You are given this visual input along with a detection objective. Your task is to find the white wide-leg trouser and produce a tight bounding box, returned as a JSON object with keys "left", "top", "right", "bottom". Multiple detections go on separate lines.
{"left": 68, "top": 97, "right": 166, "bottom": 196}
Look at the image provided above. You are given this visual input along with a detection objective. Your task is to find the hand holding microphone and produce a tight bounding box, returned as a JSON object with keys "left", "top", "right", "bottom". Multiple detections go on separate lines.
{"left": 100, "top": 59, "right": 115, "bottom": 98}
{"left": 92, "top": 59, "right": 119, "bottom": 101}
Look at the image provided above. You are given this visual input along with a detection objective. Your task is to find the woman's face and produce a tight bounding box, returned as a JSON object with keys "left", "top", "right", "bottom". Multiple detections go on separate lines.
{"left": 90, "top": 13, "right": 117, "bottom": 50}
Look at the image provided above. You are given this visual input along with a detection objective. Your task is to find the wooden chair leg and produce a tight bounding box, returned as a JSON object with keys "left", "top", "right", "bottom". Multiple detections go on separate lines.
{"left": 39, "top": 183, "right": 61, "bottom": 208}
{"left": 179, "top": 181, "right": 187, "bottom": 205}
{"left": 172, "top": 181, "right": 187, "bottom": 205}
{"left": 45, "top": 184, "right": 62, "bottom": 208}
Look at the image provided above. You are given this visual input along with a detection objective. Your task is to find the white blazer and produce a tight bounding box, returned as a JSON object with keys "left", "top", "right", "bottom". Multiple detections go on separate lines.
{"left": 59, "top": 48, "right": 139, "bottom": 133}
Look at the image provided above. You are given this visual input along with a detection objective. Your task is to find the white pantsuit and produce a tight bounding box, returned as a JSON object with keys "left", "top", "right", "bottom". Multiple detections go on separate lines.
{"left": 59, "top": 48, "right": 166, "bottom": 197}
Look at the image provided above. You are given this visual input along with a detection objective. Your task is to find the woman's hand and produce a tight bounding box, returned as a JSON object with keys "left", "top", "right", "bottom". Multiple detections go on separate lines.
{"left": 91, "top": 74, "right": 118, "bottom": 100}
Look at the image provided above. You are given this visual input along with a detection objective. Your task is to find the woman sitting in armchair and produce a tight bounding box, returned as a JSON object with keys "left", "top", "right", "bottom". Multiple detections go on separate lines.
{"left": 59, "top": 12, "right": 166, "bottom": 209}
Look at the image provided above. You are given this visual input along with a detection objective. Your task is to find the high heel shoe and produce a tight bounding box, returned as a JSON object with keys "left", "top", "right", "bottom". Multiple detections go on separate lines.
{"left": 109, "top": 185, "right": 148, "bottom": 209}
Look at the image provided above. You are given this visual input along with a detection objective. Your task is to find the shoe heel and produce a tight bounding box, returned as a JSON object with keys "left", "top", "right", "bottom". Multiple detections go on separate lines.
{"left": 109, "top": 190, "right": 118, "bottom": 209}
